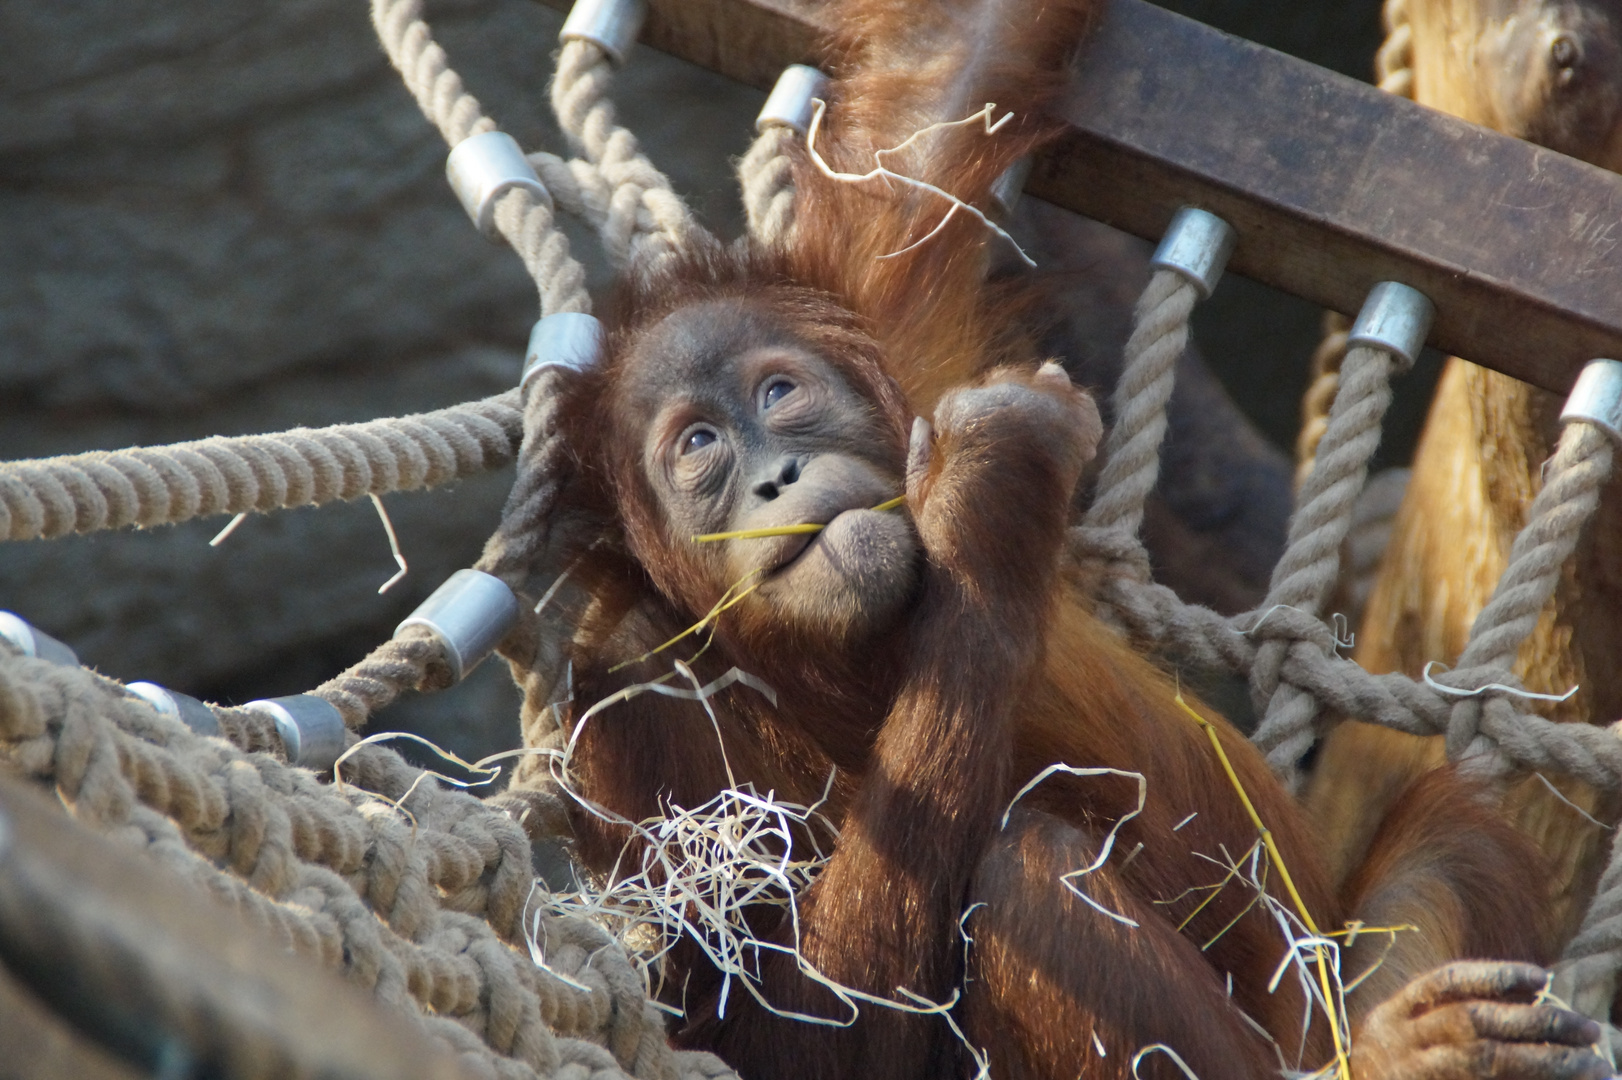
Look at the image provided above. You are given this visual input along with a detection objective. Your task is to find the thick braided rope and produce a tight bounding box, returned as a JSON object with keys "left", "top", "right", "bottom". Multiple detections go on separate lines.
{"left": 1293, "top": 2, "right": 1414, "bottom": 486}
{"left": 478, "top": 369, "right": 579, "bottom": 590}
{"left": 529, "top": 152, "right": 609, "bottom": 230}
{"left": 493, "top": 184, "right": 593, "bottom": 317}
{"left": 1376, "top": 0, "right": 1416, "bottom": 99}
{"left": 315, "top": 627, "right": 449, "bottom": 730}
{"left": 314, "top": 365, "right": 586, "bottom": 734}
{"left": 370, "top": 0, "right": 493, "bottom": 146}
{"left": 550, "top": 39, "right": 699, "bottom": 271}
{"left": 1249, "top": 345, "right": 1395, "bottom": 786}
{"left": 312, "top": 367, "right": 585, "bottom": 735}
{"left": 738, "top": 126, "right": 799, "bottom": 247}
{"left": 0, "top": 392, "right": 521, "bottom": 542}
{"left": 1085, "top": 572, "right": 1622, "bottom": 789}
{"left": 371, "top": 0, "right": 589, "bottom": 314}
{"left": 1556, "top": 817, "right": 1622, "bottom": 1020}
{"left": 1435, "top": 422, "right": 1615, "bottom": 767}
{"left": 1074, "top": 269, "right": 1199, "bottom": 577}
{"left": 0, "top": 648, "right": 735, "bottom": 1080}
{"left": 1295, "top": 313, "right": 1351, "bottom": 491}
{"left": 356, "top": 0, "right": 601, "bottom": 729}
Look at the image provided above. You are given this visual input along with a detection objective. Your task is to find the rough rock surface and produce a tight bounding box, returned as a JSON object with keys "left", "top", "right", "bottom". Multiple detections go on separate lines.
{"left": 0, "top": 0, "right": 763, "bottom": 757}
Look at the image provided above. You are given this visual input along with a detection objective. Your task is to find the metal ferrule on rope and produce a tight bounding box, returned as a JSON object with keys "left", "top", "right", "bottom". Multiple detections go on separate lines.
{"left": 522, "top": 312, "right": 605, "bottom": 389}
{"left": 446, "top": 130, "right": 549, "bottom": 239}
{"left": 127, "top": 681, "right": 222, "bottom": 737}
{"left": 1560, "top": 359, "right": 1622, "bottom": 442}
{"left": 0, "top": 611, "right": 78, "bottom": 667}
{"left": 1347, "top": 281, "right": 1434, "bottom": 372}
{"left": 560, "top": 0, "right": 647, "bottom": 65}
{"left": 757, "top": 65, "right": 830, "bottom": 136}
{"left": 243, "top": 695, "right": 347, "bottom": 773}
{"left": 396, "top": 569, "right": 521, "bottom": 684}
{"left": 1148, "top": 206, "right": 1236, "bottom": 299}
{"left": 990, "top": 157, "right": 1034, "bottom": 219}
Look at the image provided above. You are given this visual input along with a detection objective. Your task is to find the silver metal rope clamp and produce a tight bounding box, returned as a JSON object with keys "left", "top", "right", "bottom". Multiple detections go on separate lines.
{"left": 757, "top": 65, "right": 830, "bottom": 135}
{"left": 522, "top": 312, "right": 604, "bottom": 389}
{"left": 0, "top": 611, "right": 78, "bottom": 667}
{"left": 1561, "top": 359, "right": 1622, "bottom": 443}
{"left": 560, "top": 0, "right": 646, "bottom": 65}
{"left": 990, "top": 157, "right": 1033, "bottom": 219}
{"left": 446, "top": 131, "right": 548, "bottom": 239}
{"left": 396, "top": 569, "right": 521, "bottom": 684}
{"left": 1347, "top": 281, "right": 1434, "bottom": 372}
{"left": 243, "top": 695, "right": 347, "bottom": 773}
{"left": 1149, "top": 207, "right": 1236, "bottom": 300}
{"left": 127, "top": 681, "right": 222, "bottom": 737}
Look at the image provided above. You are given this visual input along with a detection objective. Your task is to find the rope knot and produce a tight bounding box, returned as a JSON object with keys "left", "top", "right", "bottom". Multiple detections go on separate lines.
{"left": 1240, "top": 605, "right": 1338, "bottom": 711}
{"left": 1423, "top": 662, "right": 1545, "bottom": 767}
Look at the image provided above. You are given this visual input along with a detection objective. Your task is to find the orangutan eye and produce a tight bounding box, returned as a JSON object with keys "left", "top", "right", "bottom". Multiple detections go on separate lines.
{"left": 682, "top": 427, "right": 718, "bottom": 454}
{"left": 762, "top": 379, "right": 796, "bottom": 409}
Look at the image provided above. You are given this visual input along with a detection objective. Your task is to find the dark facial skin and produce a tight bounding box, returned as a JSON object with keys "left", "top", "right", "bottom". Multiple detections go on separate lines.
{"left": 618, "top": 298, "right": 920, "bottom": 641}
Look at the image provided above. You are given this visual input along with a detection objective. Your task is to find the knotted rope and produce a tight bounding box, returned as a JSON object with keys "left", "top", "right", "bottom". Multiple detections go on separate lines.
{"left": 371, "top": 0, "right": 589, "bottom": 316}
{"left": 1437, "top": 422, "right": 1615, "bottom": 771}
{"left": 1250, "top": 344, "right": 1398, "bottom": 789}
{"left": 1074, "top": 269, "right": 1622, "bottom": 797}
{"left": 1294, "top": 0, "right": 1415, "bottom": 484}
{"left": 1525, "top": 433, "right": 1622, "bottom": 1024}
{"left": 1074, "top": 268, "right": 1200, "bottom": 580}
{"left": 0, "top": 644, "right": 735, "bottom": 1080}
{"left": 550, "top": 39, "right": 699, "bottom": 271}
{"left": 1295, "top": 313, "right": 1352, "bottom": 491}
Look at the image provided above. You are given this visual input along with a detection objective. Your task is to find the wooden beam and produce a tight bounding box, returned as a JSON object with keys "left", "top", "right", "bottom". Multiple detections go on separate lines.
{"left": 538, "top": 0, "right": 1622, "bottom": 394}
{"left": 1041, "top": 0, "right": 1622, "bottom": 395}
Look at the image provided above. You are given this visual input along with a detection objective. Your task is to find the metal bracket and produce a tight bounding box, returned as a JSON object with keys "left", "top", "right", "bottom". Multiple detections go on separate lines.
{"left": 561, "top": 0, "right": 646, "bottom": 65}
{"left": 0, "top": 611, "right": 78, "bottom": 667}
{"left": 244, "top": 696, "right": 347, "bottom": 773}
{"left": 446, "top": 131, "right": 548, "bottom": 239}
{"left": 1561, "top": 359, "right": 1622, "bottom": 443}
{"left": 522, "top": 312, "right": 605, "bottom": 389}
{"left": 1148, "top": 207, "right": 1236, "bottom": 300}
{"left": 127, "top": 681, "right": 222, "bottom": 738}
{"left": 756, "top": 64, "right": 829, "bottom": 135}
{"left": 396, "top": 569, "right": 521, "bottom": 684}
{"left": 1347, "top": 281, "right": 1435, "bottom": 372}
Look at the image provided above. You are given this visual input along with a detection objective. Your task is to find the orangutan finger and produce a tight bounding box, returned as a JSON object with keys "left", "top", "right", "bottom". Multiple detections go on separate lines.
{"left": 1405, "top": 1002, "right": 1601, "bottom": 1050}
{"left": 1394, "top": 962, "right": 1550, "bottom": 1015}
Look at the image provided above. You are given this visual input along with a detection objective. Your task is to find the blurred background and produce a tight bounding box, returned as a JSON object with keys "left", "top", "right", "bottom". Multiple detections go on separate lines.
{"left": 0, "top": 0, "right": 1433, "bottom": 760}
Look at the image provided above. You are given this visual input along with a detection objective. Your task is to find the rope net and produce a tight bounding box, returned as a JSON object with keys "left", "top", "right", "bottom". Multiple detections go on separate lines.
{"left": 4, "top": 0, "right": 1622, "bottom": 1072}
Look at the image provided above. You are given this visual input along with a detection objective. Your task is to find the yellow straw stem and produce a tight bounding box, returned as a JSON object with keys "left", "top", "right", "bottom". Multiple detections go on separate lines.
{"left": 692, "top": 496, "right": 907, "bottom": 543}
{"left": 1173, "top": 690, "right": 1351, "bottom": 1080}
{"left": 608, "top": 572, "right": 765, "bottom": 673}
{"left": 693, "top": 523, "right": 825, "bottom": 542}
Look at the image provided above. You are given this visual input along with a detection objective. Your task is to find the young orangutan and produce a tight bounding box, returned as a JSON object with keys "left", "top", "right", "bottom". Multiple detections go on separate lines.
{"left": 510, "top": 0, "right": 1610, "bottom": 1076}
